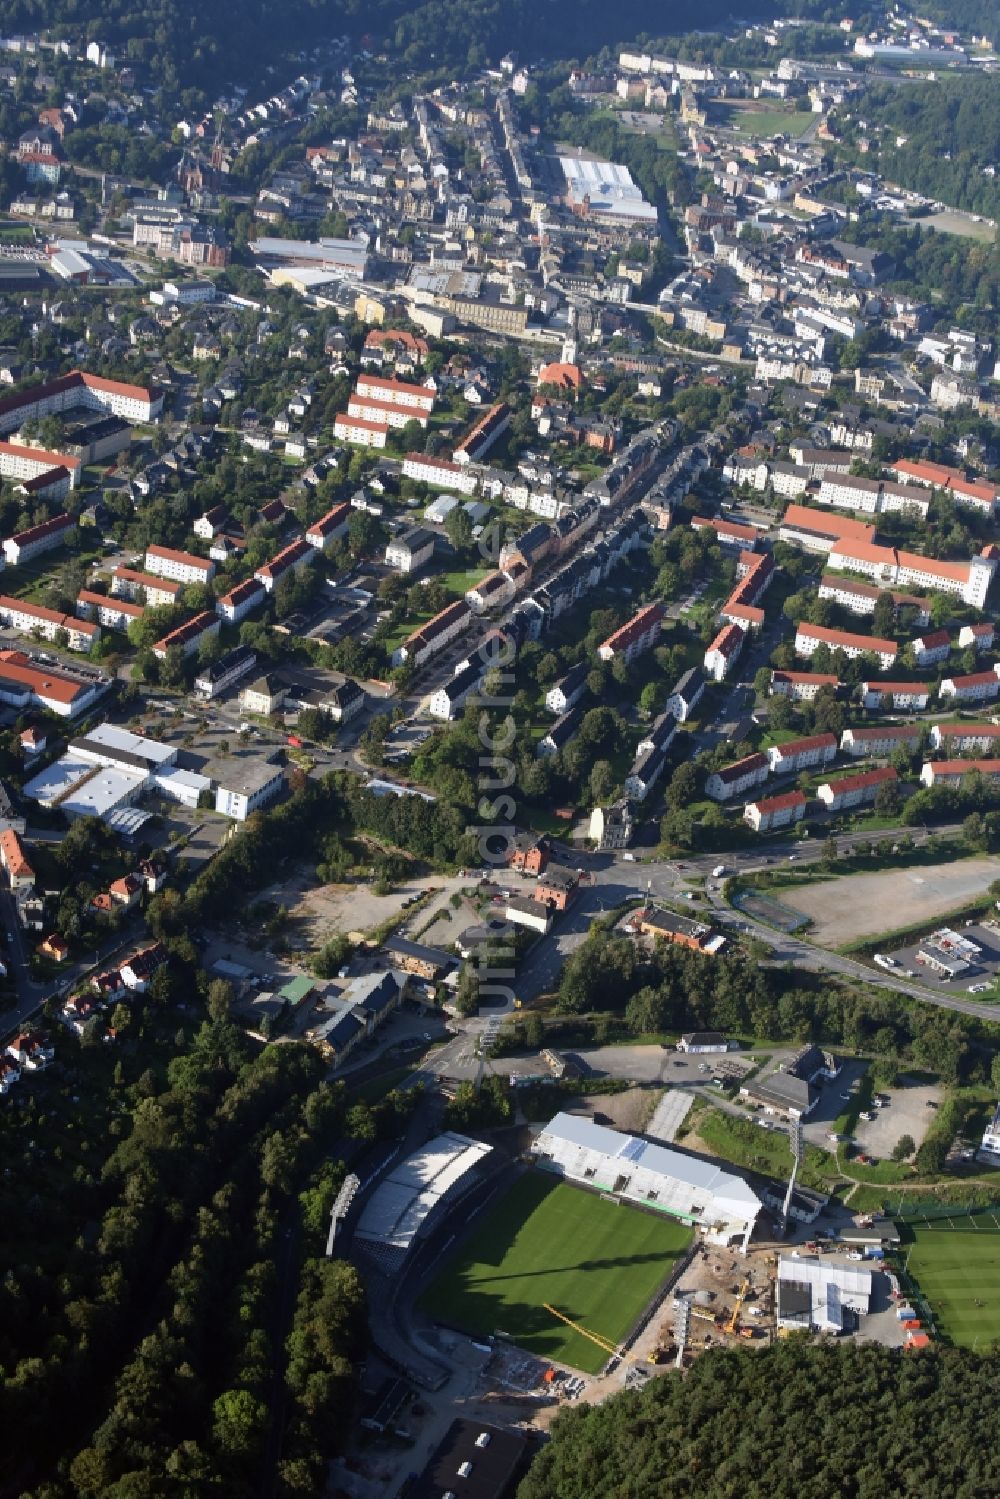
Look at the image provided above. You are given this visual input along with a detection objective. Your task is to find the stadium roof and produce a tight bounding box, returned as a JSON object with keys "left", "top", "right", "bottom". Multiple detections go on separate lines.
{"left": 355, "top": 1133, "right": 492, "bottom": 1254}
{"left": 537, "top": 1112, "right": 761, "bottom": 1213}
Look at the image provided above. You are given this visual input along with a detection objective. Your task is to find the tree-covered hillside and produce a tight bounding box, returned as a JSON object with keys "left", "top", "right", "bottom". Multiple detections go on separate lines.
{"left": 518, "top": 1342, "right": 1000, "bottom": 1499}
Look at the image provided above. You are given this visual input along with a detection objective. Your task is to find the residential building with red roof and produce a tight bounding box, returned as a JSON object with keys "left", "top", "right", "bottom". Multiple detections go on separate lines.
{"left": 795, "top": 622, "right": 897, "bottom": 671}
{"left": 840, "top": 725, "right": 921, "bottom": 758}
{"left": 152, "top": 610, "right": 220, "bottom": 660}
{"left": 0, "top": 369, "right": 162, "bottom": 432}
{"left": 598, "top": 602, "right": 664, "bottom": 664}
{"left": 929, "top": 723, "right": 1000, "bottom": 755}
{"left": 706, "top": 751, "right": 770, "bottom": 803}
{"left": 744, "top": 790, "right": 807, "bottom": 833}
{"left": 0, "top": 595, "right": 98, "bottom": 652}
{"left": 770, "top": 669, "right": 840, "bottom": 700}
{"left": 254, "top": 537, "right": 314, "bottom": 593}
{"left": 818, "top": 765, "right": 897, "bottom": 810}
{"left": 920, "top": 760, "right": 1000, "bottom": 789}
{"left": 305, "top": 502, "right": 350, "bottom": 550}
{"left": 939, "top": 668, "right": 1000, "bottom": 704}
{"left": 767, "top": 733, "right": 837, "bottom": 776}
{"left": 704, "top": 622, "right": 745, "bottom": 681}
{"left": 145, "top": 544, "right": 215, "bottom": 587}
{"left": 111, "top": 566, "right": 181, "bottom": 607}
{"left": 3, "top": 511, "right": 75, "bottom": 566}
{"left": 216, "top": 577, "right": 265, "bottom": 625}
{"left": 860, "top": 681, "right": 931, "bottom": 711}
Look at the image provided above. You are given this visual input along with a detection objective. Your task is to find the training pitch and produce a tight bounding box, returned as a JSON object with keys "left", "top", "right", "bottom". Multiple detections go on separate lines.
{"left": 419, "top": 1171, "right": 692, "bottom": 1373}
{"left": 905, "top": 1212, "right": 1000, "bottom": 1347}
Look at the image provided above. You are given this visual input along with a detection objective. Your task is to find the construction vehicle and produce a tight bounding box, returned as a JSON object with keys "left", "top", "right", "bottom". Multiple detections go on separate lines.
{"left": 727, "top": 1277, "right": 751, "bottom": 1337}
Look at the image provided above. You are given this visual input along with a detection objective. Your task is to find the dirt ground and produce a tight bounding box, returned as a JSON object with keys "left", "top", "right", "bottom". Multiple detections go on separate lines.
{"left": 563, "top": 1086, "right": 660, "bottom": 1136}
{"left": 263, "top": 870, "right": 475, "bottom": 951}
{"left": 921, "top": 210, "right": 995, "bottom": 241}
{"left": 782, "top": 858, "right": 1000, "bottom": 946}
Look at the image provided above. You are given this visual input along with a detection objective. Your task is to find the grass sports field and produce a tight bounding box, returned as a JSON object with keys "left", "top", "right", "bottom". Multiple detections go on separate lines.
{"left": 419, "top": 1172, "right": 691, "bottom": 1373}
{"left": 905, "top": 1212, "right": 1000, "bottom": 1347}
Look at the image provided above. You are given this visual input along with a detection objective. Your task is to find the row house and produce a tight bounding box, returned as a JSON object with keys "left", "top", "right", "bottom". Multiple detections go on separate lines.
{"left": 767, "top": 733, "right": 836, "bottom": 776}
{"left": 860, "top": 680, "right": 931, "bottom": 712}
{"left": 817, "top": 765, "right": 896, "bottom": 811}
{"left": 939, "top": 668, "right": 1000, "bottom": 705}
{"left": 795, "top": 622, "right": 897, "bottom": 671}
{"left": 770, "top": 669, "right": 839, "bottom": 700}
{"left": 704, "top": 622, "right": 744, "bottom": 682}
{"left": 706, "top": 751, "right": 769, "bottom": 803}
{"left": 744, "top": 789, "right": 807, "bottom": 833}
{"left": 920, "top": 760, "right": 1000, "bottom": 789}
{"left": 840, "top": 725, "right": 921, "bottom": 758}
{"left": 929, "top": 723, "right": 1000, "bottom": 755}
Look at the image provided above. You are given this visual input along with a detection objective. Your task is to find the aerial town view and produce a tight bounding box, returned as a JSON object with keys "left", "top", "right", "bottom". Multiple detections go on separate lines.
{"left": 0, "top": 0, "right": 999, "bottom": 1493}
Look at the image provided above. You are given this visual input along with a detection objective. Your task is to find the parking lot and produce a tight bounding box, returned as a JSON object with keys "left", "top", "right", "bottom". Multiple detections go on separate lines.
{"left": 887, "top": 919, "right": 1000, "bottom": 997}
{"left": 852, "top": 1078, "right": 941, "bottom": 1160}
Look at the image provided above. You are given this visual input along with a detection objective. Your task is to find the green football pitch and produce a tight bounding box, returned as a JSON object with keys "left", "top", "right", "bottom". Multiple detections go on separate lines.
{"left": 419, "top": 1172, "right": 692, "bottom": 1373}
{"left": 905, "top": 1213, "right": 1000, "bottom": 1347}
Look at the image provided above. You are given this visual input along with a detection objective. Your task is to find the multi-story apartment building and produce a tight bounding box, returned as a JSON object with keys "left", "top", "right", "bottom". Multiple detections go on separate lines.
{"left": 767, "top": 733, "right": 837, "bottom": 776}
{"left": 597, "top": 602, "right": 664, "bottom": 663}
{"left": 76, "top": 590, "right": 144, "bottom": 632}
{"left": 0, "top": 595, "right": 99, "bottom": 651}
{"left": 254, "top": 538, "right": 313, "bottom": 593}
{"left": 111, "top": 566, "right": 181, "bottom": 608}
{"left": 745, "top": 790, "right": 807, "bottom": 832}
{"left": 334, "top": 413, "right": 388, "bottom": 449}
{"left": 840, "top": 725, "right": 921, "bottom": 758}
{"left": 705, "top": 751, "right": 769, "bottom": 803}
{"left": 144, "top": 544, "right": 215, "bottom": 587}
{"left": 0, "top": 370, "right": 163, "bottom": 433}
{"left": 929, "top": 723, "right": 1000, "bottom": 755}
{"left": 216, "top": 578, "right": 265, "bottom": 625}
{"left": 938, "top": 668, "right": 1000, "bottom": 704}
{"left": 770, "top": 669, "right": 839, "bottom": 700}
{"left": 704, "top": 621, "right": 745, "bottom": 681}
{"left": 152, "top": 611, "right": 221, "bottom": 660}
{"left": 860, "top": 681, "right": 931, "bottom": 711}
{"left": 3, "top": 512, "right": 75, "bottom": 566}
{"left": 817, "top": 766, "right": 897, "bottom": 810}
{"left": 795, "top": 623, "right": 897, "bottom": 670}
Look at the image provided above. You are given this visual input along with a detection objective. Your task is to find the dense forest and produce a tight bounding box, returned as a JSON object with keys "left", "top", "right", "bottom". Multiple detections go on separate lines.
{"left": 518, "top": 1341, "right": 1000, "bottom": 1498}
{"left": 838, "top": 74, "right": 1000, "bottom": 220}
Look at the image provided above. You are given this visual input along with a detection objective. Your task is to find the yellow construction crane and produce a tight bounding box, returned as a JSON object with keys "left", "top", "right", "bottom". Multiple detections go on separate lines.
{"left": 727, "top": 1277, "right": 751, "bottom": 1336}
{"left": 544, "top": 1303, "right": 620, "bottom": 1357}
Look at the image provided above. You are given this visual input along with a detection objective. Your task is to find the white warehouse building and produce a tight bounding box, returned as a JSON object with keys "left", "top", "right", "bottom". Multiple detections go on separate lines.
{"left": 532, "top": 1112, "right": 761, "bottom": 1248}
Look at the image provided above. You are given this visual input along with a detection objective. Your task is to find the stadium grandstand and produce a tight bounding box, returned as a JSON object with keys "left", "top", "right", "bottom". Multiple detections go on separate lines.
{"left": 532, "top": 1113, "right": 761, "bottom": 1249}
{"left": 354, "top": 1132, "right": 493, "bottom": 1270}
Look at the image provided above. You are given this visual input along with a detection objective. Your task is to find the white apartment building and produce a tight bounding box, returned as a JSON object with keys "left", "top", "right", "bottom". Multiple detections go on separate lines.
{"left": 3, "top": 512, "right": 75, "bottom": 566}
{"left": 795, "top": 623, "right": 897, "bottom": 671}
{"left": 840, "top": 725, "right": 920, "bottom": 758}
{"left": 144, "top": 544, "right": 215, "bottom": 587}
{"left": 860, "top": 681, "right": 931, "bottom": 711}
{"left": 767, "top": 734, "right": 836, "bottom": 776}
{"left": 401, "top": 452, "right": 479, "bottom": 494}
{"left": 0, "top": 369, "right": 163, "bottom": 435}
{"left": 929, "top": 723, "right": 1000, "bottom": 755}
{"left": 0, "top": 440, "right": 80, "bottom": 490}
{"left": 827, "top": 540, "right": 996, "bottom": 610}
{"left": 76, "top": 590, "right": 144, "bottom": 632}
{"left": 354, "top": 375, "right": 434, "bottom": 414}
{"left": 706, "top": 752, "right": 769, "bottom": 803}
{"left": 111, "top": 566, "right": 181, "bottom": 608}
{"left": 333, "top": 413, "right": 388, "bottom": 449}
{"left": 215, "top": 761, "right": 285, "bottom": 821}
{"left": 745, "top": 790, "right": 807, "bottom": 833}
{"left": 704, "top": 622, "right": 744, "bottom": 681}
{"left": 938, "top": 669, "right": 1000, "bottom": 704}
{"left": 818, "top": 766, "right": 896, "bottom": 811}
{"left": 385, "top": 527, "right": 436, "bottom": 574}
{"left": 0, "top": 594, "right": 99, "bottom": 652}
{"left": 770, "top": 669, "right": 839, "bottom": 701}
{"left": 347, "top": 395, "right": 428, "bottom": 430}
{"left": 216, "top": 578, "right": 266, "bottom": 624}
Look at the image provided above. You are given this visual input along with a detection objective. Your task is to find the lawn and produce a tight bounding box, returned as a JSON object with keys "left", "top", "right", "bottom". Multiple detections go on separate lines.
{"left": 904, "top": 1213, "right": 1000, "bottom": 1346}
{"left": 419, "top": 1172, "right": 691, "bottom": 1372}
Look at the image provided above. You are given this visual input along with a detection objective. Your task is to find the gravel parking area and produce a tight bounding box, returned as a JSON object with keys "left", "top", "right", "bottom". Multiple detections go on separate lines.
{"left": 783, "top": 859, "right": 1000, "bottom": 946}
{"left": 853, "top": 1079, "right": 941, "bottom": 1160}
